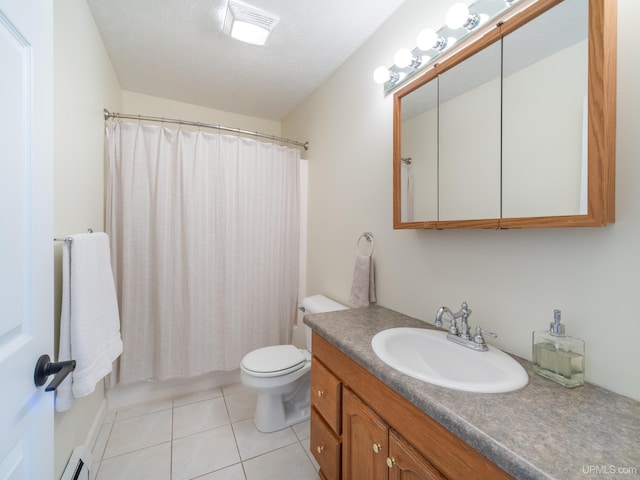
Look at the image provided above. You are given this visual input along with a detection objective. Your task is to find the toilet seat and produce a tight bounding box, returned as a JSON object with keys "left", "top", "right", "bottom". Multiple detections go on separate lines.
{"left": 241, "top": 345, "right": 308, "bottom": 378}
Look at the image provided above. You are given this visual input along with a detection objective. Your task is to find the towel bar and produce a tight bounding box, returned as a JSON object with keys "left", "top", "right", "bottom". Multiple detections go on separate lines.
{"left": 54, "top": 228, "right": 94, "bottom": 244}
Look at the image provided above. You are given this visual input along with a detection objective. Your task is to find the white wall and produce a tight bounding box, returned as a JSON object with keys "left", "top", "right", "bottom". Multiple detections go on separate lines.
{"left": 53, "top": 0, "right": 121, "bottom": 477}
{"left": 122, "top": 91, "right": 282, "bottom": 137}
{"left": 283, "top": 0, "right": 640, "bottom": 401}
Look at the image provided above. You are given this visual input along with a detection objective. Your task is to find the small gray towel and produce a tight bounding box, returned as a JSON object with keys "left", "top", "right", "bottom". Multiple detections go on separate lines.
{"left": 348, "top": 254, "right": 376, "bottom": 307}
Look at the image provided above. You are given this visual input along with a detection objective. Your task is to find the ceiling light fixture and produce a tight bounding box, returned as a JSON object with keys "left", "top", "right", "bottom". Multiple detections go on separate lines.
{"left": 223, "top": 0, "right": 279, "bottom": 46}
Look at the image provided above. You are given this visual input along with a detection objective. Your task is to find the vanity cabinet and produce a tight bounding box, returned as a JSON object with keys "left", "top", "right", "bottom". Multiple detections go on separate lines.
{"left": 343, "top": 388, "right": 444, "bottom": 480}
{"left": 310, "top": 332, "right": 513, "bottom": 480}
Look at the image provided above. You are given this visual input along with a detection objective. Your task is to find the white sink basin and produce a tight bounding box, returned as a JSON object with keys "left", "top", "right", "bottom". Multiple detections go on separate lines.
{"left": 371, "top": 327, "right": 528, "bottom": 393}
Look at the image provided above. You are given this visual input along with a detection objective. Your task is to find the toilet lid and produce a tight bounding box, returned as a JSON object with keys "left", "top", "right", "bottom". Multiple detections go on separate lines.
{"left": 242, "top": 345, "right": 306, "bottom": 377}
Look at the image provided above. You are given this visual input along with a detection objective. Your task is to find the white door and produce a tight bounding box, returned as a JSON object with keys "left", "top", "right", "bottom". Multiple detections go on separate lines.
{"left": 0, "top": 0, "right": 54, "bottom": 478}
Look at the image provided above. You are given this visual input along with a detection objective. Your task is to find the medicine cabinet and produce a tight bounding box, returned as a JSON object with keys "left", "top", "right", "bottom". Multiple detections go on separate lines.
{"left": 393, "top": 0, "right": 616, "bottom": 229}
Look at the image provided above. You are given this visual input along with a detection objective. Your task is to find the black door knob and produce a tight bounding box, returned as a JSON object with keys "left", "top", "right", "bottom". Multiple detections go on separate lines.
{"left": 34, "top": 354, "right": 76, "bottom": 392}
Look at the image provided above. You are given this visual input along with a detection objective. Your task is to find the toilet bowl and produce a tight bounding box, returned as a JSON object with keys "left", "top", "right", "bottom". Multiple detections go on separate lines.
{"left": 240, "top": 295, "right": 348, "bottom": 432}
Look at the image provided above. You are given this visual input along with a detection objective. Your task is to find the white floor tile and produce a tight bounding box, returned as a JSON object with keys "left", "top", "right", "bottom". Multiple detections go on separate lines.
{"left": 104, "top": 409, "right": 172, "bottom": 459}
{"left": 302, "top": 437, "right": 320, "bottom": 471}
{"left": 243, "top": 442, "right": 319, "bottom": 480}
{"left": 292, "top": 419, "right": 311, "bottom": 441}
{"left": 195, "top": 463, "right": 246, "bottom": 480}
{"left": 224, "top": 389, "right": 257, "bottom": 423}
{"left": 173, "top": 387, "right": 223, "bottom": 407}
{"left": 95, "top": 382, "right": 320, "bottom": 480}
{"left": 232, "top": 418, "right": 299, "bottom": 460}
{"left": 97, "top": 442, "right": 171, "bottom": 480}
{"left": 173, "top": 397, "right": 229, "bottom": 439}
{"left": 114, "top": 398, "right": 173, "bottom": 422}
{"left": 171, "top": 425, "right": 241, "bottom": 480}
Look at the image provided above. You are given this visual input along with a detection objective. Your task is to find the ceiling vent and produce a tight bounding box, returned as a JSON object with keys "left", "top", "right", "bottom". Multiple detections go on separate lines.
{"left": 223, "top": 1, "right": 279, "bottom": 46}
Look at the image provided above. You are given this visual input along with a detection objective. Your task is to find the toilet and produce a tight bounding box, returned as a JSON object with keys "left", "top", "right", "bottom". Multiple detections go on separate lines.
{"left": 240, "top": 295, "right": 348, "bottom": 432}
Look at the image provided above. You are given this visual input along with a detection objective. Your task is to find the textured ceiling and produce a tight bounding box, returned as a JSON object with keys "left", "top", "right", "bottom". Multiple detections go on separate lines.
{"left": 87, "top": 0, "right": 406, "bottom": 121}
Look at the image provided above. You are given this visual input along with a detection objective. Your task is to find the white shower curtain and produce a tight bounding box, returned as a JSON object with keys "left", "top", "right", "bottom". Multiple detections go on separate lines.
{"left": 106, "top": 121, "right": 300, "bottom": 383}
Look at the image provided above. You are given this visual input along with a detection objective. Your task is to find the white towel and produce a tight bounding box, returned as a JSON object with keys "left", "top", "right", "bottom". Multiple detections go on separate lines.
{"left": 348, "top": 254, "right": 377, "bottom": 307}
{"left": 56, "top": 232, "right": 123, "bottom": 412}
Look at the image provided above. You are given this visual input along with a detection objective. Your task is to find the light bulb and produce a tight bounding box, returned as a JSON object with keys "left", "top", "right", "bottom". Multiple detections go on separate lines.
{"left": 416, "top": 29, "right": 437, "bottom": 51}
{"left": 446, "top": 3, "right": 470, "bottom": 29}
{"left": 394, "top": 48, "right": 414, "bottom": 68}
{"left": 373, "top": 66, "right": 391, "bottom": 84}
{"left": 417, "top": 28, "right": 447, "bottom": 52}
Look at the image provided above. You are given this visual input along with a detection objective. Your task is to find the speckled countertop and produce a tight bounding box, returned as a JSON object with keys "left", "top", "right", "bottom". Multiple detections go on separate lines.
{"left": 304, "top": 305, "right": 640, "bottom": 480}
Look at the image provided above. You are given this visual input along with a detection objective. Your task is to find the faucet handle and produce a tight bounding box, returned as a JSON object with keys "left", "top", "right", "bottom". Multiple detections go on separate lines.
{"left": 474, "top": 326, "right": 497, "bottom": 350}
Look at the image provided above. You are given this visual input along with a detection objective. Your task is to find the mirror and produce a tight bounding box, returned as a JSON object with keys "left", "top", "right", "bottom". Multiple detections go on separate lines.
{"left": 399, "top": 75, "right": 438, "bottom": 222}
{"left": 439, "top": 41, "right": 501, "bottom": 221}
{"left": 393, "top": 0, "right": 616, "bottom": 229}
{"left": 502, "top": 0, "right": 588, "bottom": 218}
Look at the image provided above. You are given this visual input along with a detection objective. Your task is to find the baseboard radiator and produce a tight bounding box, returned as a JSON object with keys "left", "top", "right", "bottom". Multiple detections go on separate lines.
{"left": 60, "top": 447, "right": 92, "bottom": 480}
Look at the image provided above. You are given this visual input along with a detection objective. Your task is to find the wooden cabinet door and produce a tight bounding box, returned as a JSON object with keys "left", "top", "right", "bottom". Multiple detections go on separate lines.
{"left": 388, "top": 430, "right": 446, "bottom": 480}
{"left": 311, "top": 407, "right": 341, "bottom": 480}
{"left": 342, "top": 388, "right": 389, "bottom": 480}
{"left": 312, "top": 357, "right": 342, "bottom": 433}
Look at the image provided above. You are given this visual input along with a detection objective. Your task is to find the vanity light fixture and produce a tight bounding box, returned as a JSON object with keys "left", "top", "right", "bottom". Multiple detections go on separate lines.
{"left": 223, "top": 0, "right": 279, "bottom": 46}
{"left": 374, "top": 0, "right": 519, "bottom": 93}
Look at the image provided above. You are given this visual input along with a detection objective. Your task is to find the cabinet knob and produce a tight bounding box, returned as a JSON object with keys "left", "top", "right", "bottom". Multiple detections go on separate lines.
{"left": 372, "top": 443, "right": 382, "bottom": 453}
{"left": 316, "top": 445, "right": 325, "bottom": 454}
{"left": 386, "top": 457, "right": 397, "bottom": 469}
{"left": 317, "top": 390, "right": 325, "bottom": 397}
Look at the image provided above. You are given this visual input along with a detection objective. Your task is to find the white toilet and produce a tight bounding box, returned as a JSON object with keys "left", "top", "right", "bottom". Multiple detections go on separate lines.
{"left": 240, "top": 295, "right": 348, "bottom": 432}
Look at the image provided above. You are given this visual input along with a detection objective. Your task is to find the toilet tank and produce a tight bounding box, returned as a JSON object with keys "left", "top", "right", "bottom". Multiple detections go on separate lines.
{"left": 301, "top": 295, "right": 348, "bottom": 352}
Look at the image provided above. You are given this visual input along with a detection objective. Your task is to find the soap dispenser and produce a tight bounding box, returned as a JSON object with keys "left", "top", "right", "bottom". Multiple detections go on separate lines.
{"left": 532, "top": 309, "right": 584, "bottom": 388}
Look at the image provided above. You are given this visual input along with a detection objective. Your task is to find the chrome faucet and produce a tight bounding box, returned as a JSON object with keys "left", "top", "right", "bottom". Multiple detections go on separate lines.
{"left": 435, "top": 302, "right": 496, "bottom": 352}
{"left": 436, "top": 305, "right": 462, "bottom": 334}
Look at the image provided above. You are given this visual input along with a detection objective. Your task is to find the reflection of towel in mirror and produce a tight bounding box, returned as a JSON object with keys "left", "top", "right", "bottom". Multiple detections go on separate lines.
{"left": 348, "top": 254, "right": 376, "bottom": 307}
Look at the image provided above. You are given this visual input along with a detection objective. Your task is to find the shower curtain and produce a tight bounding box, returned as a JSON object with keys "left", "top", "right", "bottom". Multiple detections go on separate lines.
{"left": 106, "top": 121, "right": 300, "bottom": 384}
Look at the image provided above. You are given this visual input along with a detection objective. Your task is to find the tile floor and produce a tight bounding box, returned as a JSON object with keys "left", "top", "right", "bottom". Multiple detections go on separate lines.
{"left": 91, "top": 382, "right": 321, "bottom": 479}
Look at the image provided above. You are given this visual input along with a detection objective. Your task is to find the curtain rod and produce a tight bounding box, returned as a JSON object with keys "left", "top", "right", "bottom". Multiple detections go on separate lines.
{"left": 103, "top": 109, "right": 309, "bottom": 151}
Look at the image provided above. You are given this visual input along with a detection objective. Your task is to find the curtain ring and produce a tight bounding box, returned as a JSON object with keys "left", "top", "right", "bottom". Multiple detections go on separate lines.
{"left": 356, "top": 232, "right": 374, "bottom": 257}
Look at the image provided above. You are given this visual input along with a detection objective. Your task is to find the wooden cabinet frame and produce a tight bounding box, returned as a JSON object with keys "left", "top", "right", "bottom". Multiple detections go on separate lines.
{"left": 393, "top": 0, "right": 617, "bottom": 229}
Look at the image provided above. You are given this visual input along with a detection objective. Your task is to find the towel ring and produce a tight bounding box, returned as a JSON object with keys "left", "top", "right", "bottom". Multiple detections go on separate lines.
{"left": 357, "top": 232, "right": 374, "bottom": 257}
